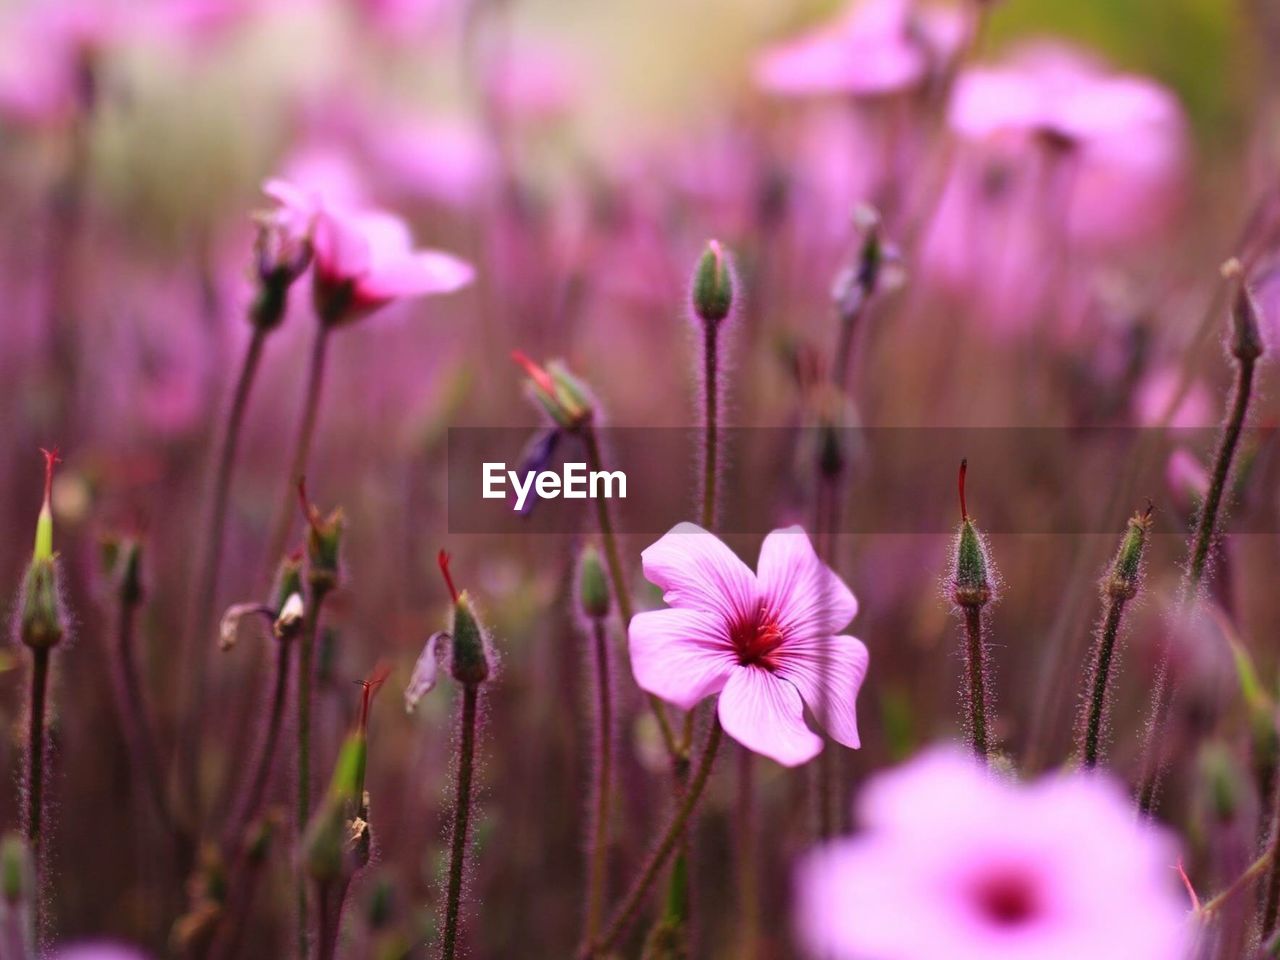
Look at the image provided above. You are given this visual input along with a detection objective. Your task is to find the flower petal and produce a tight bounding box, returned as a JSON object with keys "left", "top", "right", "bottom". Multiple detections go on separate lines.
{"left": 641, "top": 522, "right": 758, "bottom": 624}
{"left": 629, "top": 608, "right": 737, "bottom": 711}
{"left": 717, "top": 666, "right": 823, "bottom": 766}
{"left": 362, "top": 250, "right": 476, "bottom": 299}
{"left": 756, "top": 526, "right": 857, "bottom": 637}
{"left": 772, "top": 634, "right": 869, "bottom": 749}
{"left": 312, "top": 208, "right": 372, "bottom": 280}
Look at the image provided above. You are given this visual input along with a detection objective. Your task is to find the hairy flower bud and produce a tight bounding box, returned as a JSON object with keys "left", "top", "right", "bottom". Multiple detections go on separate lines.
{"left": 1105, "top": 507, "right": 1152, "bottom": 600}
{"left": 250, "top": 213, "right": 312, "bottom": 331}
{"left": 512, "top": 351, "right": 594, "bottom": 431}
{"left": 437, "top": 550, "right": 490, "bottom": 686}
{"left": 578, "top": 546, "right": 610, "bottom": 620}
{"left": 692, "top": 239, "right": 734, "bottom": 325}
{"left": 298, "top": 480, "right": 343, "bottom": 595}
{"left": 19, "top": 450, "right": 67, "bottom": 650}
{"left": 1224, "top": 259, "right": 1266, "bottom": 362}
{"left": 951, "top": 460, "right": 993, "bottom": 609}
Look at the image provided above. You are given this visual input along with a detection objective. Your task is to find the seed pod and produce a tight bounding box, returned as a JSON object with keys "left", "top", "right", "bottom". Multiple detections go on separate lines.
{"left": 578, "top": 546, "right": 611, "bottom": 621}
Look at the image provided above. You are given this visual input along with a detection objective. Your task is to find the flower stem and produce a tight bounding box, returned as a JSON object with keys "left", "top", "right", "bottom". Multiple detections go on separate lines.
{"left": 962, "top": 606, "right": 990, "bottom": 760}
{"left": 700, "top": 323, "right": 719, "bottom": 530}
{"left": 1260, "top": 790, "right": 1280, "bottom": 936}
{"left": 185, "top": 327, "right": 268, "bottom": 813}
{"left": 584, "top": 618, "right": 614, "bottom": 943}
{"left": 1081, "top": 600, "right": 1124, "bottom": 769}
{"left": 1138, "top": 349, "right": 1257, "bottom": 814}
{"left": 442, "top": 683, "right": 480, "bottom": 960}
{"left": 580, "top": 424, "right": 678, "bottom": 758}
{"left": 267, "top": 325, "right": 331, "bottom": 577}
{"left": 297, "top": 585, "right": 328, "bottom": 960}
{"left": 1200, "top": 845, "right": 1274, "bottom": 918}
{"left": 25, "top": 647, "right": 49, "bottom": 935}
{"left": 226, "top": 635, "right": 292, "bottom": 849}
{"left": 582, "top": 718, "right": 723, "bottom": 959}
{"left": 736, "top": 746, "right": 760, "bottom": 960}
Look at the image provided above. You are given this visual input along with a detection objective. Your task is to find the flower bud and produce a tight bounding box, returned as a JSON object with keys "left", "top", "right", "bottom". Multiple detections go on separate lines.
{"left": 274, "top": 593, "right": 305, "bottom": 641}
{"left": 1105, "top": 507, "right": 1152, "bottom": 600}
{"left": 692, "top": 239, "right": 733, "bottom": 325}
{"left": 298, "top": 480, "right": 343, "bottom": 595}
{"left": 450, "top": 593, "right": 490, "bottom": 686}
{"left": 512, "top": 351, "right": 594, "bottom": 431}
{"left": 950, "top": 460, "right": 993, "bottom": 609}
{"left": 0, "top": 833, "right": 32, "bottom": 906}
{"left": 1224, "top": 259, "right": 1266, "bottom": 362}
{"left": 271, "top": 551, "right": 304, "bottom": 615}
{"left": 578, "top": 546, "right": 610, "bottom": 620}
{"left": 250, "top": 214, "right": 312, "bottom": 332}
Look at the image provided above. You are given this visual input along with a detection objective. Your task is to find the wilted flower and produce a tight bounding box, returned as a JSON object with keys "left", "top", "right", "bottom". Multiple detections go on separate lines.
{"left": 404, "top": 630, "right": 446, "bottom": 712}
{"left": 795, "top": 748, "right": 1188, "bottom": 960}
{"left": 629, "top": 524, "right": 867, "bottom": 766}
{"left": 754, "top": 0, "right": 966, "bottom": 98}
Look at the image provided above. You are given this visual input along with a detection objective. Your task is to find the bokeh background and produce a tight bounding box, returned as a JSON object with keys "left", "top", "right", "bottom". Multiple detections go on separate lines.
{"left": 0, "top": 0, "right": 1278, "bottom": 957}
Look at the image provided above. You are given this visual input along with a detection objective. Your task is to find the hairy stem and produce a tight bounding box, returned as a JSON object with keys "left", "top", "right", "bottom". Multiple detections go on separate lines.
{"left": 962, "top": 606, "right": 990, "bottom": 760}
{"left": 226, "top": 636, "right": 292, "bottom": 849}
{"left": 1081, "top": 599, "right": 1125, "bottom": 769}
{"left": 1138, "top": 354, "right": 1257, "bottom": 814}
{"left": 584, "top": 619, "right": 614, "bottom": 943}
{"left": 26, "top": 647, "right": 50, "bottom": 936}
{"left": 582, "top": 719, "right": 723, "bottom": 959}
{"left": 267, "top": 325, "right": 331, "bottom": 576}
{"left": 736, "top": 746, "right": 760, "bottom": 960}
{"left": 442, "top": 683, "right": 480, "bottom": 960}
{"left": 700, "top": 323, "right": 719, "bottom": 530}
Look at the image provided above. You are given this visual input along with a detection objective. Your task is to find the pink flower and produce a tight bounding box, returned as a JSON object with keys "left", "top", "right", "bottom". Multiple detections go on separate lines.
{"left": 796, "top": 749, "right": 1189, "bottom": 960}
{"left": 1132, "top": 368, "right": 1214, "bottom": 428}
{"left": 754, "top": 0, "right": 966, "bottom": 98}
{"left": 263, "top": 178, "right": 475, "bottom": 326}
{"left": 628, "top": 524, "right": 868, "bottom": 766}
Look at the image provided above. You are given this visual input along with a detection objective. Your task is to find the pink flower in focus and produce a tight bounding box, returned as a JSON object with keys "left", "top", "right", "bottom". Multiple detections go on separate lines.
{"left": 754, "top": 0, "right": 966, "bottom": 98}
{"left": 629, "top": 524, "right": 867, "bottom": 766}
{"left": 264, "top": 178, "right": 475, "bottom": 326}
{"left": 796, "top": 749, "right": 1189, "bottom": 960}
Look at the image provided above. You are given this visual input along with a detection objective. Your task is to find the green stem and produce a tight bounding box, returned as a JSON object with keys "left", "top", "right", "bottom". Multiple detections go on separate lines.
{"left": 26, "top": 647, "right": 50, "bottom": 936}
{"left": 700, "top": 324, "right": 718, "bottom": 530}
{"left": 1081, "top": 599, "right": 1126, "bottom": 769}
{"left": 267, "top": 325, "right": 331, "bottom": 576}
{"left": 582, "top": 719, "right": 723, "bottom": 959}
{"left": 584, "top": 618, "right": 613, "bottom": 943}
{"left": 296, "top": 586, "right": 328, "bottom": 960}
{"left": 581, "top": 425, "right": 678, "bottom": 757}
{"left": 442, "top": 683, "right": 480, "bottom": 960}
{"left": 962, "top": 605, "right": 990, "bottom": 760}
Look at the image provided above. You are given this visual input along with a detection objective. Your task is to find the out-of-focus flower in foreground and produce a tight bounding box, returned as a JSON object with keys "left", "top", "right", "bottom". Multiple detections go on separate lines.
{"left": 629, "top": 524, "right": 867, "bottom": 766}
{"left": 754, "top": 0, "right": 966, "bottom": 98}
{"left": 795, "top": 748, "right": 1189, "bottom": 960}
{"left": 52, "top": 942, "right": 153, "bottom": 960}
{"left": 263, "top": 178, "right": 475, "bottom": 326}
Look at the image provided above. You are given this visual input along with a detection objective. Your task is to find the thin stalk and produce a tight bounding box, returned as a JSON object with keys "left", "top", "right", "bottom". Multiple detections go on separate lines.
{"left": 185, "top": 327, "right": 268, "bottom": 802}
{"left": 1081, "top": 600, "right": 1125, "bottom": 769}
{"left": 296, "top": 586, "right": 328, "bottom": 960}
{"left": 700, "top": 323, "right": 719, "bottom": 530}
{"left": 1138, "top": 353, "right": 1257, "bottom": 814}
{"left": 442, "top": 683, "right": 480, "bottom": 960}
{"left": 225, "top": 637, "right": 292, "bottom": 849}
{"left": 266, "top": 326, "right": 331, "bottom": 576}
{"left": 736, "top": 746, "right": 760, "bottom": 960}
{"left": 581, "top": 425, "right": 678, "bottom": 757}
{"left": 316, "top": 877, "right": 350, "bottom": 960}
{"left": 25, "top": 648, "right": 49, "bottom": 935}
{"left": 582, "top": 719, "right": 723, "bottom": 959}
{"left": 113, "top": 579, "right": 174, "bottom": 830}
{"left": 1201, "top": 846, "right": 1274, "bottom": 918}
{"left": 963, "top": 606, "right": 990, "bottom": 759}
{"left": 584, "top": 618, "right": 613, "bottom": 942}
{"left": 1261, "top": 784, "right": 1280, "bottom": 936}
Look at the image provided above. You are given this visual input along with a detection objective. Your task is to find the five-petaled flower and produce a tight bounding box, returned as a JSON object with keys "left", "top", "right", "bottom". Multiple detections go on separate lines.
{"left": 795, "top": 748, "right": 1189, "bottom": 960}
{"left": 629, "top": 523, "right": 868, "bottom": 766}
{"left": 263, "top": 177, "right": 475, "bottom": 327}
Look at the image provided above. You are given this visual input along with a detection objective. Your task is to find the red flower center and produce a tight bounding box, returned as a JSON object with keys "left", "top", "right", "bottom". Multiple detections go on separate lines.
{"left": 970, "top": 868, "right": 1041, "bottom": 928}
{"left": 730, "top": 606, "right": 786, "bottom": 670}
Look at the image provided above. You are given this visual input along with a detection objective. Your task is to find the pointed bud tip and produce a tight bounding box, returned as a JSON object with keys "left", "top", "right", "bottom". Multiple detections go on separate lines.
{"left": 692, "top": 239, "right": 734, "bottom": 325}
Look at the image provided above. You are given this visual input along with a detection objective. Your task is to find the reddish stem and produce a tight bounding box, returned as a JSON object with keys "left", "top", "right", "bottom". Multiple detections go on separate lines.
{"left": 438, "top": 549, "right": 460, "bottom": 603}
{"left": 958, "top": 458, "right": 969, "bottom": 522}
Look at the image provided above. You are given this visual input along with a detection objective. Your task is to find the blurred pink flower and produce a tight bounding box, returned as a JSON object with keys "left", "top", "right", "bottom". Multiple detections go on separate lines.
{"left": 53, "top": 943, "right": 153, "bottom": 960}
{"left": 264, "top": 178, "right": 475, "bottom": 325}
{"left": 365, "top": 116, "right": 495, "bottom": 209}
{"left": 484, "top": 42, "right": 580, "bottom": 122}
{"left": 795, "top": 748, "right": 1189, "bottom": 960}
{"left": 629, "top": 523, "right": 867, "bottom": 766}
{"left": 950, "top": 43, "right": 1187, "bottom": 247}
{"left": 1133, "top": 367, "right": 1214, "bottom": 428}
{"left": 754, "top": 0, "right": 966, "bottom": 98}
{"left": 0, "top": 2, "right": 120, "bottom": 124}
{"left": 1165, "top": 447, "right": 1209, "bottom": 515}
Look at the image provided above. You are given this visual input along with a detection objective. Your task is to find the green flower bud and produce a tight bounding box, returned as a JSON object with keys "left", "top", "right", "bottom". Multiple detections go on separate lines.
{"left": 692, "top": 240, "right": 733, "bottom": 325}
{"left": 951, "top": 460, "right": 992, "bottom": 609}
{"left": 513, "top": 351, "right": 594, "bottom": 431}
{"left": 20, "top": 558, "right": 65, "bottom": 650}
{"left": 450, "top": 593, "right": 490, "bottom": 686}
{"left": 1105, "top": 507, "right": 1152, "bottom": 600}
{"left": 298, "top": 480, "right": 343, "bottom": 594}
{"left": 578, "top": 546, "right": 610, "bottom": 620}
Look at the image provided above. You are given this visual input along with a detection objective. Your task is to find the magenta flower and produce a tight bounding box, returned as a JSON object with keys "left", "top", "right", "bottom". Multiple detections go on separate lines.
{"left": 628, "top": 524, "right": 867, "bottom": 766}
{"left": 795, "top": 749, "right": 1189, "bottom": 960}
{"left": 264, "top": 178, "right": 475, "bottom": 326}
{"left": 754, "top": 0, "right": 965, "bottom": 98}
